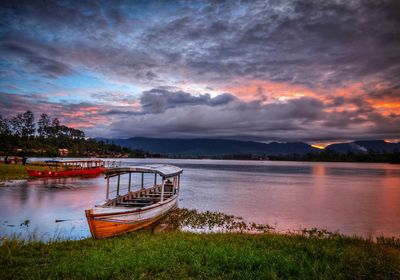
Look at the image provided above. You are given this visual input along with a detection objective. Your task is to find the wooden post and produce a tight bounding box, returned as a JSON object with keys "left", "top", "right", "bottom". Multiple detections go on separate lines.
{"left": 154, "top": 173, "right": 157, "bottom": 186}
{"left": 128, "top": 172, "right": 132, "bottom": 192}
{"left": 160, "top": 178, "right": 165, "bottom": 202}
{"left": 106, "top": 176, "right": 110, "bottom": 200}
{"left": 117, "top": 174, "right": 120, "bottom": 196}
{"left": 177, "top": 175, "right": 180, "bottom": 193}
{"left": 141, "top": 173, "right": 144, "bottom": 189}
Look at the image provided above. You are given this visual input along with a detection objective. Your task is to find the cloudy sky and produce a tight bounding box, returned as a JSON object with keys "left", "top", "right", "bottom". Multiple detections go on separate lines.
{"left": 0, "top": 0, "right": 399, "bottom": 145}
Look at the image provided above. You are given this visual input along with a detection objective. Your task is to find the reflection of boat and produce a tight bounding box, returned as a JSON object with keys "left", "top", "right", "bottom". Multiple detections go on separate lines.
{"left": 26, "top": 160, "right": 107, "bottom": 178}
{"left": 85, "top": 164, "right": 183, "bottom": 239}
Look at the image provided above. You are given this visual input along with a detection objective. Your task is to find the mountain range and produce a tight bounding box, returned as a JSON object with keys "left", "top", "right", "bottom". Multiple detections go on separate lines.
{"left": 101, "top": 137, "right": 400, "bottom": 157}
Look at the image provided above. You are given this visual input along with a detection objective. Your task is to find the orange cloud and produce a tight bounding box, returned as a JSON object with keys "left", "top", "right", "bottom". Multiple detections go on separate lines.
{"left": 221, "top": 79, "right": 400, "bottom": 124}
{"left": 385, "top": 139, "right": 400, "bottom": 143}
{"left": 310, "top": 141, "right": 349, "bottom": 149}
{"left": 221, "top": 79, "right": 317, "bottom": 102}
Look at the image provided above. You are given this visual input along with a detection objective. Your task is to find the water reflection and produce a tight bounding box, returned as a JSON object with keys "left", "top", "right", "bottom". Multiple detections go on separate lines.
{"left": 1, "top": 159, "right": 400, "bottom": 240}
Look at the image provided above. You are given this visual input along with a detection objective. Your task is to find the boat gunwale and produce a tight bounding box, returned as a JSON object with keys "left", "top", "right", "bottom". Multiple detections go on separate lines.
{"left": 91, "top": 204, "right": 178, "bottom": 225}
{"left": 91, "top": 195, "right": 178, "bottom": 218}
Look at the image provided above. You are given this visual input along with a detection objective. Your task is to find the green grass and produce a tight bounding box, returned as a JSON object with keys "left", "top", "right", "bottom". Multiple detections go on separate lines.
{"left": 0, "top": 163, "right": 30, "bottom": 180}
{"left": 1, "top": 232, "right": 399, "bottom": 279}
{"left": 0, "top": 163, "right": 50, "bottom": 181}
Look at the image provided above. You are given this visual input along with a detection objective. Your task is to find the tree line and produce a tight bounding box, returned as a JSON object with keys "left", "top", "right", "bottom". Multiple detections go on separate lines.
{"left": 0, "top": 111, "right": 85, "bottom": 140}
{"left": 0, "top": 111, "right": 147, "bottom": 157}
{"left": 166, "top": 150, "right": 400, "bottom": 164}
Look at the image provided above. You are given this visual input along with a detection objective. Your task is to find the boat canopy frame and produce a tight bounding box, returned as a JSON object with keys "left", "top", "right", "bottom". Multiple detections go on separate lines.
{"left": 104, "top": 164, "right": 183, "bottom": 201}
{"left": 105, "top": 164, "right": 183, "bottom": 179}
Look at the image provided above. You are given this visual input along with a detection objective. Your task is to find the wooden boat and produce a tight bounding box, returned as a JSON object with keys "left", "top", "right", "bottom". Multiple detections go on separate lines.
{"left": 85, "top": 164, "right": 183, "bottom": 238}
{"left": 26, "top": 160, "right": 107, "bottom": 178}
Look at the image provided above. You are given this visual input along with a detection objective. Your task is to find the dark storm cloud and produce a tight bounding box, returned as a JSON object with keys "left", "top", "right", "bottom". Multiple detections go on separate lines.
{"left": 0, "top": 92, "right": 28, "bottom": 109}
{"left": 108, "top": 106, "right": 399, "bottom": 142}
{"left": 1, "top": 37, "right": 72, "bottom": 78}
{"left": 1, "top": 0, "right": 399, "bottom": 88}
{"left": 101, "top": 109, "right": 141, "bottom": 116}
{"left": 1, "top": 1, "right": 400, "bottom": 141}
{"left": 2, "top": 86, "right": 400, "bottom": 142}
{"left": 0, "top": 0, "right": 108, "bottom": 33}
{"left": 140, "top": 88, "right": 236, "bottom": 113}
{"left": 0, "top": 1, "right": 159, "bottom": 83}
{"left": 141, "top": 0, "right": 400, "bottom": 88}
{"left": 366, "top": 86, "right": 400, "bottom": 102}
{"left": 99, "top": 87, "right": 399, "bottom": 141}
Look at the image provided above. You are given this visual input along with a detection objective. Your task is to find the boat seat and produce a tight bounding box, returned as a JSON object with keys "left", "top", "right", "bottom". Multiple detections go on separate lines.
{"left": 132, "top": 197, "right": 160, "bottom": 201}
{"left": 118, "top": 201, "right": 153, "bottom": 207}
{"left": 124, "top": 199, "right": 158, "bottom": 204}
{"left": 121, "top": 199, "right": 151, "bottom": 203}
{"left": 162, "top": 192, "right": 174, "bottom": 197}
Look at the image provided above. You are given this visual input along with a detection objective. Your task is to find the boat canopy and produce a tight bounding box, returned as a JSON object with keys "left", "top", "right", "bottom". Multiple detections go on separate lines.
{"left": 106, "top": 164, "right": 183, "bottom": 178}
{"left": 45, "top": 159, "right": 104, "bottom": 163}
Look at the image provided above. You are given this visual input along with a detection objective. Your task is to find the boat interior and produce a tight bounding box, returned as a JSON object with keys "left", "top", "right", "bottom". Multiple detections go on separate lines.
{"left": 105, "top": 183, "right": 177, "bottom": 208}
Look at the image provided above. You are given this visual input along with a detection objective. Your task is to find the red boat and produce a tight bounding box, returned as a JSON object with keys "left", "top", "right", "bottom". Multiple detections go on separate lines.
{"left": 27, "top": 160, "right": 107, "bottom": 178}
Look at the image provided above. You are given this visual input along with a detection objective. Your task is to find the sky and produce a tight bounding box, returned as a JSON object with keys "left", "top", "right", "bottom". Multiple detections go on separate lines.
{"left": 0, "top": 0, "right": 399, "bottom": 145}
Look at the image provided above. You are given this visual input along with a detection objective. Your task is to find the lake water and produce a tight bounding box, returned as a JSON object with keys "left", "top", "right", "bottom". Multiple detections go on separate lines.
{"left": 1, "top": 158, "right": 400, "bottom": 240}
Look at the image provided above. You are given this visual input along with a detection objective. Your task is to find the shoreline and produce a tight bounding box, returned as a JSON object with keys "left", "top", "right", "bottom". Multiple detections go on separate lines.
{"left": 3, "top": 159, "right": 398, "bottom": 182}
{"left": 0, "top": 163, "right": 30, "bottom": 181}
{"left": 2, "top": 207, "right": 400, "bottom": 242}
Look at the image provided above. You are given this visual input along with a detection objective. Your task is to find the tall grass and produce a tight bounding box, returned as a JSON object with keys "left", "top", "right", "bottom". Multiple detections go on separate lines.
{"left": 1, "top": 231, "right": 399, "bottom": 279}
{"left": 0, "top": 163, "right": 30, "bottom": 180}
{"left": 0, "top": 163, "right": 49, "bottom": 181}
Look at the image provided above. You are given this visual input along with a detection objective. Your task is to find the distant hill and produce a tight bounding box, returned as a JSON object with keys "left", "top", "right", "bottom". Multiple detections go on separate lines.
{"left": 326, "top": 140, "right": 400, "bottom": 154}
{"left": 105, "top": 137, "right": 319, "bottom": 157}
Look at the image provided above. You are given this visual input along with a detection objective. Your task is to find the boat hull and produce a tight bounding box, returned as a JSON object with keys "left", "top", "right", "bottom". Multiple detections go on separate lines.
{"left": 27, "top": 167, "right": 106, "bottom": 178}
{"left": 85, "top": 196, "right": 177, "bottom": 238}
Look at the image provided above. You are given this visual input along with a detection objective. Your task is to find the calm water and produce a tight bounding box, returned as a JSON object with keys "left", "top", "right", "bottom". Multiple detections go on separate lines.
{"left": 1, "top": 158, "right": 400, "bottom": 240}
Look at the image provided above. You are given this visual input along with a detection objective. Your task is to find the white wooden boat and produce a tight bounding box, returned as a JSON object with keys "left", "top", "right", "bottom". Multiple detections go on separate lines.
{"left": 85, "top": 164, "right": 183, "bottom": 238}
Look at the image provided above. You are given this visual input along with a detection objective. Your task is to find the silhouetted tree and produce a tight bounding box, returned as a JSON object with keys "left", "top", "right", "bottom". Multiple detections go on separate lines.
{"left": 0, "top": 115, "right": 11, "bottom": 135}
{"left": 49, "top": 118, "right": 60, "bottom": 138}
{"left": 10, "top": 113, "right": 24, "bottom": 137}
{"left": 0, "top": 111, "right": 145, "bottom": 157}
{"left": 21, "top": 111, "right": 35, "bottom": 138}
{"left": 37, "top": 113, "right": 51, "bottom": 138}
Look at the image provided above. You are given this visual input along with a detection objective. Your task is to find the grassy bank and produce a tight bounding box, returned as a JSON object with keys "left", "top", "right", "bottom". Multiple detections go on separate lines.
{"left": 0, "top": 163, "right": 30, "bottom": 180}
{"left": 1, "top": 231, "right": 399, "bottom": 279}
{"left": 0, "top": 163, "right": 51, "bottom": 181}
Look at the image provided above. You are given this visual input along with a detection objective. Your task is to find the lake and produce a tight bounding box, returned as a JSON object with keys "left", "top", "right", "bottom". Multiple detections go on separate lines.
{"left": 1, "top": 158, "right": 400, "bottom": 240}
